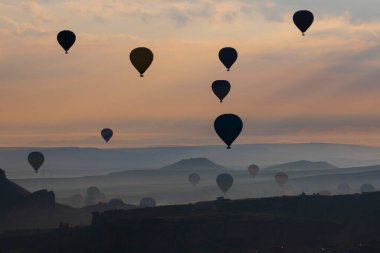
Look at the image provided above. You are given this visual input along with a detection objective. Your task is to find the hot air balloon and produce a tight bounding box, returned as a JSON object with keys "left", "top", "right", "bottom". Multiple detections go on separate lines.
{"left": 216, "top": 173, "right": 233, "bottom": 195}
{"left": 214, "top": 114, "right": 243, "bottom": 149}
{"left": 188, "top": 173, "right": 200, "bottom": 187}
{"left": 248, "top": 164, "right": 259, "bottom": 178}
{"left": 275, "top": 172, "right": 288, "bottom": 187}
{"left": 57, "top": 30, "right": 76, "bottom": 54}
{"left": 212, "top": 80, "right": 231, "bottom": 103}
{"left": 337, "top": 183, "right": 350, "bottom": 195}
{"left": 101, "top": 128, "right": 113, "bottom": 143}
{"left": 130, "top": 47, "right": 154, "bottom": 77}
{"left": 219, "top": 47, "right": 238, "bottom": 71}
{"left": 360, "top": 184, "right": 375, "bottom": 193}
{"left": 28, "top": 152, "right": 44, "bottom": 173}
{"left": 140, "top": 197, "right": 157, "bottom": 208}
{"left": 293, "top": 10, "right": 314, "bottom": 36}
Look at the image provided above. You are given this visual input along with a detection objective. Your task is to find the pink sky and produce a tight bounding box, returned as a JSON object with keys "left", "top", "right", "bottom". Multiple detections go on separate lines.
{"left": 1, "top": 0, "right": 380, "bottom": 147}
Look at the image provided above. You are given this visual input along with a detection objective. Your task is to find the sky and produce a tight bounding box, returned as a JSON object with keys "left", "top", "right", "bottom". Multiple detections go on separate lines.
{"left": 1, "top": 0, "right": 380, "bottom": 147}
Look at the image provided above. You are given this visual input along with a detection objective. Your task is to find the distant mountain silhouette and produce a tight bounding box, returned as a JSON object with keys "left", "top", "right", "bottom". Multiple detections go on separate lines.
{"left": 159, "top": 158, "right": 228, "bottom": 171}
{"left": 265, "top": 160, "right": 338, "bottom": 171}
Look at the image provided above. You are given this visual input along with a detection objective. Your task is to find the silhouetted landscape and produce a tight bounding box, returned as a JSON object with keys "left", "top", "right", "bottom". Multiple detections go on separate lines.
{"left": 3, "top": 0, "right": 380, "bottom": 251}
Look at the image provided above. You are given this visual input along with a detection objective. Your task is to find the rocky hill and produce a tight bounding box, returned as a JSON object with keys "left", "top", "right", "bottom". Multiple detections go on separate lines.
{"left": 159, "top": 157, "right": 228, "bottom": 171}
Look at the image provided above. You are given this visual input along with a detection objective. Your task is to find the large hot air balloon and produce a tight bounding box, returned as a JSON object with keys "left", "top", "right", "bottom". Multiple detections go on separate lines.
{"left": 188, "top": 173, "right": 200, "bottom": 187}
{"left": 212, "top": 80, "right": 231, "bottom": 103}
{"left": 360, "top": 184, "right": 375, "bottom": 193}
{"left": 28, "top": 152, "right": 45, "bottom": 173}
{"left": 293, "top": 10, "right": 314, "bottom": 36}
{"left": 140, "top": 197, "right": 157, "bottom": 208}
{"left": 130, "top": 47, "right": 154, "bottom": 77}
{"left": 275, "top": 172, "right": 288, "bottom": 187}
{"left": 57, "top": 30, "right": 76, "bottom": 54}
{"left": 101, "top": 128, "right": 113, "bottom": 143}
{"left": 214, "top": 114, "right": 243, "bottom": 149}
{"left": 248, "top": 164, "right": 259, "bottom": 178}
{"left": 216, "top": 173, "right": 233, "bottom": 194}
{"left": 219, "top": 47, "right": 238, "bottom": 71}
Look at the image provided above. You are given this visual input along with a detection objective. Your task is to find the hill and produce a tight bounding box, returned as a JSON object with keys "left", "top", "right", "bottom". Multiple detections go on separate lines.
{"left": 3, "top": 143, "right": 380, "bottom": 178}
{"left": 265, "top": 160, "right": 338, "bottom": 171}
{"left": 0, "top": 168, "right": 30, "bottom": 206}
{"left": 0, "top": 170, "right": 91, "bottom": 231}
{"left": 159, "top": 157, "right": 228, "bottom": 171}
{"left": 2, "top": 192, "right": 380, "bottom": 252}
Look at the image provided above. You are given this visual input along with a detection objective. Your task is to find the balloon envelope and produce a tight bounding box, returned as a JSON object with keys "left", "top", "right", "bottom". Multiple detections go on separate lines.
{"left": 216, "top": 173, "right": 233, "bottom": 194}
{"left": 218, "top": 47, "right": 238, "bottom": 71}
{"left": 212, "top": 80, "right": 231, "bottom": 103}
{"left": 275, "top": 172, "right": 288, "bottom": 187}
{"left": 101, "top": 128, "right": 113, "bottom": 143}
{"left": 248, "top": 164, "right": 260, "bottom": 178}
{"left": 360, "top": 184, "right": 375, "bottom": 193}
{"left": 57, "top": 30, "right": 76, "bottom": 53}
{"left": 130, "top": 47, "right": 154, "bottom": 77}
{"left": 188, "top": 173, "right": 200, "bottom": 187}
{"left": 140, "top": 197, "right": 157, "bottom": 208}
{"left": 214, "top": 114, "right": 243, "bottom": 149}
{"left": 28, "top": 152, "right": 44, "bottom": 173}
{"left": 337, "top": 183, "right": 351, "bottom": 195}
{"left": 293, "top": 10, "right": 314, "bottom": 35}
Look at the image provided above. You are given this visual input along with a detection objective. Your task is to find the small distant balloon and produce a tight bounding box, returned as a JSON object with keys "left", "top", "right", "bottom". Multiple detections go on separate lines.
{"left": 140, "top": 197, "right": 157, "bottom": 208}
{"left": 28, "top": 152, "right": 44, "bottom": 173}
{"left": 57, "top": 30, "right": 76, "bottom": 54}
{"left": 293, "top": 10, "right": 314, "bottom": 36}
{"left": 188, "top": 173, "right": 200, "bottom": 187}
{"left": 130, "top": 47, "right": 154, "bottom": 77}
{"left": 360, "top": 184, "right": 375, "bottom": 193}
{"left": 216, "top": 173, "right": 233, "bottom": 194}
{"left": 219, "top": 47, "right": 238, "bottom": 71}
{"left": 275, "top": 172, "right": 288, "bottom": 187}
{"left": 248, "top": 164, "right": 260, "bottom": 178}
{"left": 101, "top": 128, "right": 113, "bottom": 143}
{"left": 212, "top": 80, "right": 231, "bottom": 103}
{"left": 214, "top": 114, "right": 243, "bottom": 149}
{"left": 337, "top": 183, "right": 351, "bottom": 195}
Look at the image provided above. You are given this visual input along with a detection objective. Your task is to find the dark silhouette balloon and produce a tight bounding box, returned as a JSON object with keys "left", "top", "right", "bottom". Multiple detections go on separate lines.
{"left": 188, "top": 173, "right": 200, "bottom": 187}
{"left": 216, "top": 173, "right": 233, "bottom": 194}
{"left": 219, "top": 47, "right": 238, "bottom": 71}
{"left": 57, "top": 30, "right": 76, "bottom": 54}
{"left": 360, "top": 184, "right": 375, "bottom": 193}
{"left": 293, "top": 10, "right": 314, "bottom": 36}
{"left": 275, "top": 172, "right": 288, "bottom": 187}
{"left": 28, "top": 152, "right": 44, "bottom": 173}
{"left": 140, "top": 197, "right": 156, "bottom": 208}
{"left": 101, "top": 128, "right": 113, "bottom": 143}
{"left": 248, "top": 164, "right": 259, "bottom": 178}
{"left": 214, "top": 114, "right": 243, "bottom": 149}
{"left": 212, "top": 80, "right": 231, "bottom": 103}
{"left": 130, "top": 47, "right": 154, "bottom": 77}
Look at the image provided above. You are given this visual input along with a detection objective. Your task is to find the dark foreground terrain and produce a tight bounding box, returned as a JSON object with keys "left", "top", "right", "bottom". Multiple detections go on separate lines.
{"left": 2, "top": 192, "right": 380, "bottom": 253}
